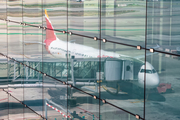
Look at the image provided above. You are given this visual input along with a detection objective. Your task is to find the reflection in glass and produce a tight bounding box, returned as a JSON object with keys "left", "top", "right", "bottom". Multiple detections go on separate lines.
{"left": 1, "top": 0, "right": 180, "bottom": 119}
{"left": 43, "top": 1, "right": 67, "bottom": 119}
{"left": 7, "top": 0, "right": 24, "bottom": 119}
{"left": 22, "top": 0, "right": 43, "bottom": 118}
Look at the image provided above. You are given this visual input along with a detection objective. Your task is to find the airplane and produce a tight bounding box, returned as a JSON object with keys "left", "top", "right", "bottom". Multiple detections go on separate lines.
{"left": 19, "top": 9, "right": 161, "bottom": 97}
{"left": 43, "top": 9, "right": 159, "bottom": 89}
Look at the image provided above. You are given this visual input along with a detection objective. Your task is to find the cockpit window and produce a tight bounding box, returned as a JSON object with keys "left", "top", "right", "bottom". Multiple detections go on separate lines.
{"left": 152, "top": 69, "right": 156, "bottom": 73}
{"left": 140, "top": 69, "right": 145, "bottom": 73}
{"left": 140, "top": 69, "right": 153, "bottom": 74}
{"left": 146, "top": 70, "right": 152, "bottom": 73}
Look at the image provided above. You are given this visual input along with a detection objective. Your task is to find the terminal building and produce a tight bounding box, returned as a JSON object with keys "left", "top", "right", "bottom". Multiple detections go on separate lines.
{"left": 0, "top": 0, "right": 180, "bottom": 120}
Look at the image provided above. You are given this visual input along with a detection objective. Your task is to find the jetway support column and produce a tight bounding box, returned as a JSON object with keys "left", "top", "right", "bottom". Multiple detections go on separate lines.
{"left": 54, "top": 63, "right": 56, "bottom": 77}
{"left": 13, "top": 61, "right": 16, "bottom": 80}
{"left": 25, "top": 61, "right": 29, "bottom": 80}
{"left": 70, "top": 56, "right": 75, "bottom": 99}
{"left": 45, "top": 99, "right": 47, "bottom": 119}
{"left": 71, "top": 56, "right": 75, "bottom": 86}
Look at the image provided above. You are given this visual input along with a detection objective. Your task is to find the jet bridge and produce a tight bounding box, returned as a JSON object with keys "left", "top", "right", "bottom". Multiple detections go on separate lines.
{"left": 0, "top": 57, "right": 142, "bottom": 87}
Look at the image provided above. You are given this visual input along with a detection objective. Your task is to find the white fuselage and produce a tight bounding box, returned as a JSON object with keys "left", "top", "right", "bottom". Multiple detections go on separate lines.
{"left": 48, "top": 38, "right": 121, "bottom": 59}
{"left": 46, "top": 38, "right": 160, "bottom": 89}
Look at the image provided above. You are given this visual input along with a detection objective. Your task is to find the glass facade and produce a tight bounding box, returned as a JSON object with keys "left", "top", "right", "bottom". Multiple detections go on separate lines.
{"left": 0, "top": 0, "right": 180, "bottom": 120}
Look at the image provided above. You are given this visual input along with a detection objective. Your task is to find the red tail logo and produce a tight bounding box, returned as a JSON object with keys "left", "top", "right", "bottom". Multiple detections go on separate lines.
{"left": 44, "top": 9, "right": 57, "bottom": 53}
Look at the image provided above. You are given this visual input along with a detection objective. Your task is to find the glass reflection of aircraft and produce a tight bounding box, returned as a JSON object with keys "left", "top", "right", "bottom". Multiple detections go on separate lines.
{"left": 24, "top": 10, "right": 160, "bottom": 94}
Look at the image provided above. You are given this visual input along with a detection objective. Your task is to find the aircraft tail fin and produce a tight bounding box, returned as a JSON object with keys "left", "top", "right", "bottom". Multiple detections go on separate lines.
{"left": 45, "top": 9, "right": 56, "bottom": 41}
{"left": 156, "top": 44, "right": 160, "bottom": 48}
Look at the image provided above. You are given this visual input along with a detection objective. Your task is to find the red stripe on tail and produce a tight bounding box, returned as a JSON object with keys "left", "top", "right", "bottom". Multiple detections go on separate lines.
{"left": 44, "top": 10, "right": 57, "bottom": 53}
{"left": 45, "top": 17, "right": 56, "bottom": 41}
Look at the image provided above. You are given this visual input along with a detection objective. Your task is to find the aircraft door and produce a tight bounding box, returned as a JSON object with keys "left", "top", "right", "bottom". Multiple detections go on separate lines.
{"left": 123, "top": 60, "right": 134, "bottom": 80}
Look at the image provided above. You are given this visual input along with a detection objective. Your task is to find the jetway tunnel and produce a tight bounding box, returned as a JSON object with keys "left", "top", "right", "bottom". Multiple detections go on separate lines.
{"left": 0, "top": 57, "right": 143, "bottom": 84}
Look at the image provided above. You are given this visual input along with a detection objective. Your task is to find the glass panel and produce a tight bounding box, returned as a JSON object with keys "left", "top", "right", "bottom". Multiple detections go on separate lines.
{"left": 7, "top": 0, "right": 24, "bottom": 119}
{"left": 0, "top": 1, "right": 8, "bottom": 119}
{"left": 100, "top": 43, "right": 145, "bottom": 118}
{"left": 42, "top": 0, "right": 67, "bottom": 118}
{"left": 100, "top": 0, "right": 146, "bottom": 117}
{"left": 67, "top": 35, "right": 100, "bottom": 118}
{"left": 68, "top": 1, "right": 100, "bottom": 118}
{"left": 145, "top": 51, "right": 180, "bottom": 120}
{"left": 0, "top": 0, "right": 7, "bottom": 55}
{"left": 22, "top": 0, "right": 43, "bottom": 118}
{"left": 147, "top": 0, "right": 180, "bottom": 56}
{"left": 101, "top": 0, "right": 146, "bottom": 47}
{"left": 7, "top": 0, "right": 23, "bottom": 97}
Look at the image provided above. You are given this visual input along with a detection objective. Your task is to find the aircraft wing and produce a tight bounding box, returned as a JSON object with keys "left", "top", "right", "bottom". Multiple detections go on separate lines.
{"left": 20, "top": 40, "right": 46, "bottom": 46}
{"left": 134, "top": 52, "right": 158, "bottom": 59}
{"left": 24, "top": 41, "right": 46, "bottom": 46}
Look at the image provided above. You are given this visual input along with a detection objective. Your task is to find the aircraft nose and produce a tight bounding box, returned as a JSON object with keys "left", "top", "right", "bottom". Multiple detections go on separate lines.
{"left": 146, "top": 74, "right": 160, "bottom": 88}
{"left": 151, "top": 77, "right": 159, "bottom": 87}
{"left": 138, "top": 73, "right": 160, "bottom": 89}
